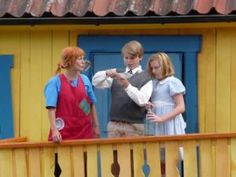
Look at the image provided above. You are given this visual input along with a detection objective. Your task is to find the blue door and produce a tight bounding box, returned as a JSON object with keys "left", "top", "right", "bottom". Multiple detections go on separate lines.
{"left": 79, "top": 35, "right": 201, "bottom": 137}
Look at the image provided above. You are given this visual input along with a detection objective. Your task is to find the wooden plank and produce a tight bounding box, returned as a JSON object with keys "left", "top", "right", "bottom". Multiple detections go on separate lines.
{"left": 0, "top": 149, "right": 13, "bottom": 177}
{"left": 29, "top": 31, "right": 52, "bottom": 141}
{"left": 212, "top": 142, "right": 216, "bottom": 177}
{"left": 132, "top": 143, "right": 144, "bottom": 177}
{"left": 216, "top": 139, "right": 229, "bottom": 177}
{"left": 1, "top": 133, "right": 236, "bottom": 149}
{"left": 165, "top": 141, "right": 179, "bottom": 177}
{"left": 86, "top": 145, "right": 98, "bottom": 177}
{"left": 230, "top": 31, "right": 236, "bottom": 132}
{"left": 117, "top": 144, "right": 132, "bottom": 177}
{"left": 200, "top": 29, "right": 216, "bottom": 132}
{"left": 199, "top": 140, "right": 213, "bottom": 177}
{"left": 216, "top": 29, "right": 231, "bottom": 132}
{"left": 100, "top": 144, "right": 113, "bottom": 177}
{"left": 2, "top": 23, "right": 236, "bottom": 31}
{"left": 57, "top": 147, "right": 72, "bottom": 177}
{"left": 41, "top": 32, "right": 53, "bottom": 141}
{"left": 20, "top": 31, "right": 31, "bottom": 139}
{"left": 52, "top": 30, "right": 69, "bottom": 74}
{"left": 0, "top": 137, "right": 27, "bottom": 143}
{"left": 146, "top": 142, "right": 161, "bottom": 177}
{"left": 41, "top": 147, "right": 54, "bottom": 177}
{"left": 13, "top": 149, "right": 28, "bottom": 177}
{"left": 69, "top": 30, "right": 78, "bottom": 46}
{"left": 28, "top": 148, "right": 41, "bottom": 177}
{"left": 183, "top": 140, "right": 197, "bottom": 177}
{"left": 72, "top": 146, "right": 85, "bottom": 177}
{"left": 231, "top": 138, "right": 236, "bottom": 177}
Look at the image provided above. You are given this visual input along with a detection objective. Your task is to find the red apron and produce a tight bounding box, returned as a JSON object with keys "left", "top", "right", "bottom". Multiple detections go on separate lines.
{"left": 48, "top": 74, "right": 94, "bottom": 140}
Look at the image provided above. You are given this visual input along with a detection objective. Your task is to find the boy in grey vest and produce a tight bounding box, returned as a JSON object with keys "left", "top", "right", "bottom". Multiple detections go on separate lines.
{"left": 92, "top": 40, "right": 152, "bottom": 137}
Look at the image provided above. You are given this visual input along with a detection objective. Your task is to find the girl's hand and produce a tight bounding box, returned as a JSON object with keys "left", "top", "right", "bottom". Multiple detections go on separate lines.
{"left": 146, "top": 112, "right": 164, "bottom": 123}
{"left": 52, "top": 129, "right": 62, "bottom": 143}
{"left": 145, "top": 102, "right": 154, "bottom": 111}
{"left": 93, "top": 125, "right": 100, "bottom": 138}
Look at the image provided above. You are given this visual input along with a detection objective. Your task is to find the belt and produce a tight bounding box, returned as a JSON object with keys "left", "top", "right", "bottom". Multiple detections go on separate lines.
{"left": 111, "top": 120, "right": 131, "bottom": 124}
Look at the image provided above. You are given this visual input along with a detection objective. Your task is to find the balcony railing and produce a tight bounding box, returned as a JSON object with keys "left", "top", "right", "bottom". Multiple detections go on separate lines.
{"left": 0, "top": 133, "right": 235, "bottom": 177}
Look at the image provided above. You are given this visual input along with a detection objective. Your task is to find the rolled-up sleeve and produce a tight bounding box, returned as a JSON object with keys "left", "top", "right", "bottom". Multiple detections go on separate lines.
{"left": 44, "top": 76, "right": 60, "bottom": 108}
{"left": 92, "top": 70, "right": 113, "bottom": 88}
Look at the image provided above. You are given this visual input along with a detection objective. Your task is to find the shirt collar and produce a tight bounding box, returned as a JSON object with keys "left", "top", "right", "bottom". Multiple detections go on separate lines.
{"left": 125, "top": 65, "right": 142, "bottom": 74}
{"left": 155, "top": 76, "right": 173, "bottom": 85}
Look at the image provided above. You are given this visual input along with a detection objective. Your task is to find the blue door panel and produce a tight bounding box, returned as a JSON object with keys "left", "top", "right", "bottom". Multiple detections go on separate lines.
{"left": 0, "top": 55, "right": 14, "bottom": 139}
{"left": 184, "top": 53, "right": 199, "bottom": 133}
{"left": 93, "top": 53, "right": 122, "bottom": 137}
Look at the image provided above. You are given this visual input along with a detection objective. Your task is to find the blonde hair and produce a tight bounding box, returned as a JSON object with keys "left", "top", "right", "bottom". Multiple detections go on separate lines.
{"left": 55, "top": 46, "right": 85, "bottom": 74}
{"left": 121, "top": 40, "right": 144, "bottom": 58}
{"left": 147, "top": 52, "right": 175, "bottom": 79}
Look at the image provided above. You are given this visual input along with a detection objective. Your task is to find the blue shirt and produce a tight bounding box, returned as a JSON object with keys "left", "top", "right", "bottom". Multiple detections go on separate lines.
{"left": 44, "top": 74, "right": 96, "bottom": 108}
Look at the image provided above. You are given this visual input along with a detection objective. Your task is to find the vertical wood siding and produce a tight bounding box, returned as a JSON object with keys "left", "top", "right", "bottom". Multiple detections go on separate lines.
{"left": 198, "top": 29, "right": 216, "bottom": 133}
{"left": 0, "top": 25, "right": 236, "bottom": 141}
{"left": 216, "top": 29, "right": 231, "bottom": 132}
{"left": 231, "top": 32, "right": 236, "bottom": 132}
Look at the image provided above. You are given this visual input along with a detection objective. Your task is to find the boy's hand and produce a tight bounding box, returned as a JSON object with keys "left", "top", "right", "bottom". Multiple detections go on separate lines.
{"left": 116, "top": 75, "right": 129, "bottom": 88}
{"left": 105, "top": 69, "right": 117, "bottom": 78}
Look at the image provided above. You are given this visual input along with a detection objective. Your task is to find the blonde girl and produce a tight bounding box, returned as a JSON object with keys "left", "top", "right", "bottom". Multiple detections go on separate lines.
{"left": 146, "top": 52, "right": 186, "bottom": 176}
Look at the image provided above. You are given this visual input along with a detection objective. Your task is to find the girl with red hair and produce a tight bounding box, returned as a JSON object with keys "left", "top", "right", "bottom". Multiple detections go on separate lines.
{"left": 44, "top": 46, "right": 100, "bottom": 142}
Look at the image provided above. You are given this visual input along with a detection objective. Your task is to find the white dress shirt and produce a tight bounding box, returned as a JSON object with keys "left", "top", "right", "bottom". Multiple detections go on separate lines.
{"left": 92, "top": 65, "right": 153, "bottom": 106}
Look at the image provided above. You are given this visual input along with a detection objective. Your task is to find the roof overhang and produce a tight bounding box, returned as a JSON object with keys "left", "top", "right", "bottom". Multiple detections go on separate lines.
{"left": 0, "top": 15, "right": 236, "bottom": 26}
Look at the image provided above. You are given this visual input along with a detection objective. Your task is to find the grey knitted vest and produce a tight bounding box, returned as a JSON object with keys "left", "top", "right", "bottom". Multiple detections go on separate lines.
{"left": 110, "top": 71, "right": 151, "bottom": 123}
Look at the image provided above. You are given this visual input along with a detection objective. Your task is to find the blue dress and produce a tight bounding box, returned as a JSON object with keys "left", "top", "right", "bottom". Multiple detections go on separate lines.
{"left": 149, "top": 76, "right": 186, "bottom": 135}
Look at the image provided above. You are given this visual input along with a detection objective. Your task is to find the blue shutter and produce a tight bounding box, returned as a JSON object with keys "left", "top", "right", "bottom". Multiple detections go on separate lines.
{"left": 0, "top": 55, "right": 14, "bottom": 139}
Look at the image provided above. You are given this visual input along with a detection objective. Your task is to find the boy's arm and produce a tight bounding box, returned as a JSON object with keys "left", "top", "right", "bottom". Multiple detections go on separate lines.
{"left": 123, "top": 80, "right": 153, "bottom": 106}
{"left": 114, "top": 73, "right": 153, "bottom": 106}
{"left": 92, "top": 70, "right": 114, "bottom": 88}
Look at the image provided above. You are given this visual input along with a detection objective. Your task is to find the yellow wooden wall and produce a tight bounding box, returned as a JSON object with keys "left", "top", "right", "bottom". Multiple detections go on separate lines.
{"left": 0, "top": 23, "right": 236, "bottom": 141}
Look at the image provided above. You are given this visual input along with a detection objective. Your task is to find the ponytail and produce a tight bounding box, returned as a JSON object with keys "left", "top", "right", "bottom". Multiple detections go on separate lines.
{"left": 55, "top": 63, "right": 62, "bottom": 75}
{"left": 55, "top": 46, "right": 84, "bottom": 75}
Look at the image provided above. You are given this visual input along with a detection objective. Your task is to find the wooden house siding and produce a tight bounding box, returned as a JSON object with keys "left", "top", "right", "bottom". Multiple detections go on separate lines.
{"left": 0, "top": 23, "right": 236, "bottom": 141}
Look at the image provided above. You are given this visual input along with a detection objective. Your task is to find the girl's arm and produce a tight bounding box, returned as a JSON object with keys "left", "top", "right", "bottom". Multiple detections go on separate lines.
{"left": 147, "top": 94, "right": 185, "bottom": 122}
{"left": 162, "top": 93, "right": 185, "bottom": 121}
{"left": 48, "top": 108, "right": 62, "bottom": 142}
{"left": 91, "top": 104, "right": 100, "bottom": 137}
